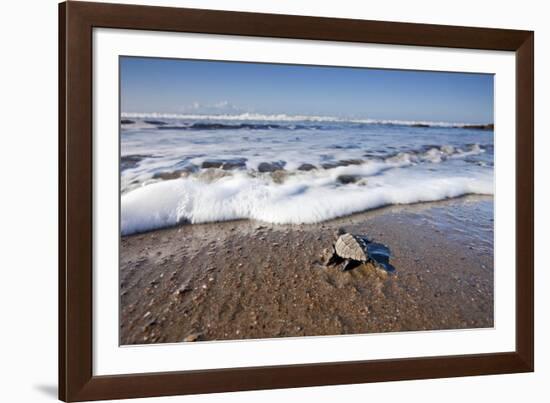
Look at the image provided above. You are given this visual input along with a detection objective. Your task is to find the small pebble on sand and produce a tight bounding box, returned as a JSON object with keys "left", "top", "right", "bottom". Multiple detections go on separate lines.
{"left": 183, "top": 333, "right": 201, "bottom": 342}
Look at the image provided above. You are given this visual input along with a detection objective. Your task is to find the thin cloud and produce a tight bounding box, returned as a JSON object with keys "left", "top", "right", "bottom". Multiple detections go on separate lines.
{"left": 180, "top": 101, "right": 244, "bottom": 114}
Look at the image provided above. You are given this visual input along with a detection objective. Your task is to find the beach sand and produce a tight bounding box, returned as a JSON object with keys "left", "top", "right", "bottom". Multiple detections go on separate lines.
{"left": 120, "top": 195, "right": 494, "bottom": 345}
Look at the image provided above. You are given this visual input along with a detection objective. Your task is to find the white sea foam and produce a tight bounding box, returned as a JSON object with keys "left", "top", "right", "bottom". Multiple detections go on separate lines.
{"left": 120, "top": 141, "right": 487, "bottom": 195}
{"left": 121, "top": 167, "right": 493, "bottom": 235}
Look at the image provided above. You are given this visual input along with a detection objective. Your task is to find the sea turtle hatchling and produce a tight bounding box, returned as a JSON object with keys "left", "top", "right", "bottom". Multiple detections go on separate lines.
{"left": 326, "top": 233, "right": 395, "bottom": 272}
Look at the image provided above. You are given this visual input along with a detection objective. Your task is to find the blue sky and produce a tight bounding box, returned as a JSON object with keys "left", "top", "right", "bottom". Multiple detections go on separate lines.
{"left": 120, "top": 56, "right": 494, "bottom": 123}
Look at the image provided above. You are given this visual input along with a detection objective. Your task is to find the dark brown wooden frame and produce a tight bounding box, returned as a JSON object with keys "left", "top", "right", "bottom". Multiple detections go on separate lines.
{"left": 59, "top": 1, "right": 534, "bottom": 401}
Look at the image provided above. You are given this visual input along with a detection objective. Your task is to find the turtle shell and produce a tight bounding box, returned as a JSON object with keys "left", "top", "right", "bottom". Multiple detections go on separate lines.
{"left": 334, "top": 233, "right": 370, "bottom": 261}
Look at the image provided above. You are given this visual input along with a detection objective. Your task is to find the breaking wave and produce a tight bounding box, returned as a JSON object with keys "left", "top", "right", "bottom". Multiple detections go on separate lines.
{"left": 119, "top": 115, "right": 494, "bottom": 235}
{"left": 120, "top": 169, "right": 493, "bottom": 235}
{"left": 121, "top": 112, "right": 491, "bottom": 129}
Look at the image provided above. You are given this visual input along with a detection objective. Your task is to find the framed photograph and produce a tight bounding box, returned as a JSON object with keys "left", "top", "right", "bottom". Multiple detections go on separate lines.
{"left": 59, "top": 1, "right": 534, "bottom": 401}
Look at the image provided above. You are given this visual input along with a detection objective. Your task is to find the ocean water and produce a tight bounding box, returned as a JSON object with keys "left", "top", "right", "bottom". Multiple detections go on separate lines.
{"left": 120, "top": 114, "right": 494, "bottom": 235}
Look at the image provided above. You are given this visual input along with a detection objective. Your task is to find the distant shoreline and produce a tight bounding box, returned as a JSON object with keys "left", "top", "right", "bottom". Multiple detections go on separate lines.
{"left": 412, "top": 123, "right": 494, "bottom": 130}
{"left": 121, "top": 119, "right": 494, "bottom": 131}
{"left": 120, "top": 112, "right": 494, "bottom": 130}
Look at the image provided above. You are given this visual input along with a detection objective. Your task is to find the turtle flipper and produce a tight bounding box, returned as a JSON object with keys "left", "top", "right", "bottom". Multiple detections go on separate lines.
{"left": 326, "top": 251, "right": 344, "bottom": 267}
{"left": 341, "top": 259, "right": 361, "bottom": 271}
{"left": 366, "top": 242, "right": 395, "bottom": 273}
{"left": 368, "top": 252, "right": 396, "bottom": 273}
{"left": 372, "top": 259, "right": 396, "bottom": 273}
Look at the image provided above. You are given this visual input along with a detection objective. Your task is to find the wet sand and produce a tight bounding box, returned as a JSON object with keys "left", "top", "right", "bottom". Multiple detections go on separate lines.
{"left": 120, "top": 195, "right": 494, "bottom": 345}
